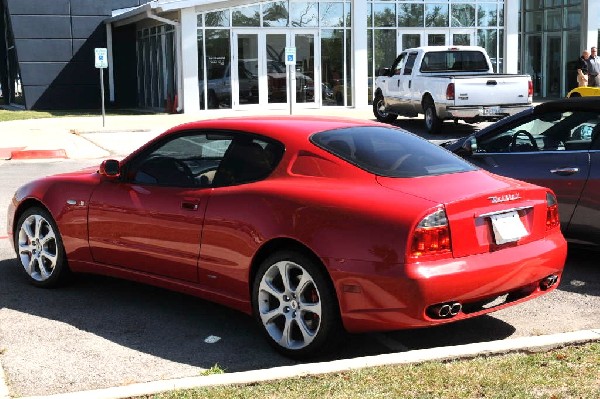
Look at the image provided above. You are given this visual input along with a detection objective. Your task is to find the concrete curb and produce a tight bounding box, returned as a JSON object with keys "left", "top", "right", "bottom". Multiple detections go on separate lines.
{"left": 9, "top": 149, "right": 67, "bottom": 160}
{"left": 9, "top": 329, "right": 599, "bottom": 399}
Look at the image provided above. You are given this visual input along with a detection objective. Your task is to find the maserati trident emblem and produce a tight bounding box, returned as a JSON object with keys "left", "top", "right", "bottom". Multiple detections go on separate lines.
{"left": 489, "top": 193, "right": 521, "bottom": 204}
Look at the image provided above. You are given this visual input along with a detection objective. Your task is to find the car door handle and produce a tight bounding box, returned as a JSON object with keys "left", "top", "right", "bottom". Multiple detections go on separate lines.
{"left": 181, "top": 201, "right": 199, "bottom": 211}
{"left": 550, "top": 167, "right": 579, "bottom": 176}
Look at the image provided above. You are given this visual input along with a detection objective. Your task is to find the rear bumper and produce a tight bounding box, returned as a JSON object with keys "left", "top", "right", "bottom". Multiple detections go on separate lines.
{"left": 332, "top": 231, "right": 566, "bottom": 333}
{"left": 442, "top": 104, "right": 532, "bottom": 120}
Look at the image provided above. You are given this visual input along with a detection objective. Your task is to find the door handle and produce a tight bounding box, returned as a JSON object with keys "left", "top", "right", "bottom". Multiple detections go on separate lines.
{"left": 181, "top": 202, "right": 199, "bottom": 211}
{"left": 550, "top": 167, "right": 579, "bottom": 176}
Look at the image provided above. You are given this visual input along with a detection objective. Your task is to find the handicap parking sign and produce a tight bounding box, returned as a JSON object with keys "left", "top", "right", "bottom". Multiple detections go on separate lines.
{"left": 285, "top": 47, "right": 296, "bottom": 66}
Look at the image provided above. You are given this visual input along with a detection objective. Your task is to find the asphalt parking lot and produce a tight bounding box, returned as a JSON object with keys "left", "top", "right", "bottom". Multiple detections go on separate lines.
{"left": 0, "top": 119, "right": 599, "bottom": 397}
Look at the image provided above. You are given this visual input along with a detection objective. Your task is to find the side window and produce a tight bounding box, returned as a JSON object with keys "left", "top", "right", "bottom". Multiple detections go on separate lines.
{"left": 477, "top": 111, "right": 600, "bottom": 153}
{"left": 130, "top": 132, "right": 233, "bottom": 187}
{"left": 392, "top": 53, "right": 406, "bottom": 75}
{"left": 212, "top": 136, "right": 284, "bottom": 187}
{"left": 403, "top": 53, "right": 418, "bottom": 75}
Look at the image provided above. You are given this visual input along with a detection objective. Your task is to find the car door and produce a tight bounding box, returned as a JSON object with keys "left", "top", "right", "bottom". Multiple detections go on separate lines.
{"left": 88, "top": 132, "right": 234, "bottom": 282}
{"left": 566, "top": 132, "right": 600, "bottom": 244}
{"left": 468, "top": 110, "right": 598, "bottom": 232}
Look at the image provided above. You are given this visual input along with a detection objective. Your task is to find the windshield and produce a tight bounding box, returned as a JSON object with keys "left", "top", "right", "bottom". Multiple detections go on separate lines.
{"left": 311, "top": 126, "right": 476, "bottom": 178}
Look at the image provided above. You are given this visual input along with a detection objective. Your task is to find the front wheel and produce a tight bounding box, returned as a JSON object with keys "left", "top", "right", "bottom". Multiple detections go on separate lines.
{"left": 252, "top": 251, "right": 342, "bottom": 359}
{"left": 373, "top": 95, "right": 398, "bottom": 123}
{"left": 15, "top": 207, "right": 70, "bottom": 287}
{"left": 423, "top": 98, "right": 442, "bottom": 134}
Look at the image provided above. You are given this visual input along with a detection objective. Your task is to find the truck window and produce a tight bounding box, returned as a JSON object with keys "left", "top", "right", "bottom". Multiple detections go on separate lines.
{"left": 421, "top": 51, "right": 489, "bottom": 72}
{"left": 403, "top": 53, "right": 418, "bottom": 75}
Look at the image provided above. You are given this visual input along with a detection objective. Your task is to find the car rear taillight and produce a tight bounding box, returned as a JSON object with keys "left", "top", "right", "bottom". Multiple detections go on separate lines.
{"left": 410, "top": 208, "right": 452, "bottom": 259}
{"left": 528, "top": 80, "right": 534, "bottom": 98}
{"left": 446, "top": 83, "right": 455, "bottom": 100}
{"left": 546, "top": 192, "right": 560, "bottom": 230}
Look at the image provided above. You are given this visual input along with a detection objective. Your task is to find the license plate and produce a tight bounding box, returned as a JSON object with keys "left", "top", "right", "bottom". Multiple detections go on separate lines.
{"left": 482, "top": 106, "right": 500, "bottom": 116}
{"left": 490, "top": 210, "right": 528, "bottom": 245}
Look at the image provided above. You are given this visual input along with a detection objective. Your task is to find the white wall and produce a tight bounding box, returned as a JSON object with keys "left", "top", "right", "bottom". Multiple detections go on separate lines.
{"left": 181, "top": 7, "right": 200, "bottom": 112}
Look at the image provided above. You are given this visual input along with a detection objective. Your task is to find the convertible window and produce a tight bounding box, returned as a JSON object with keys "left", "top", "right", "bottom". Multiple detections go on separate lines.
{"left": 311, "top": 126, "right": 475, "bottom": 177}
{"left": 477, "top": 111, "right": 600, "bottom": 153}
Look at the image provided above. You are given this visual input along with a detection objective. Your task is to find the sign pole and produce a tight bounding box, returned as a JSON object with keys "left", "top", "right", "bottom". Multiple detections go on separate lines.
{"left": 94, "top": 48, "right": 108, "bottom": 128}
{"left": 100, "top": 69, "right": 105, "bottom": 127}
{"left": 284, "top": 47, "right": 296, "bottom": 116}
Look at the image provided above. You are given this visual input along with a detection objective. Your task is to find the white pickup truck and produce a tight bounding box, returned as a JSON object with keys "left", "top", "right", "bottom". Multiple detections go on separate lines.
{"left": 373, "top": 46, "right": 533, "bottom": 133}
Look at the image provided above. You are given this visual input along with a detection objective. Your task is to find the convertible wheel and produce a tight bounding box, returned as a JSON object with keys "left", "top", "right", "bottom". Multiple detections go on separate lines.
{"left": 252, "top": 251, "right": 341, "bottom": 358}
{"left": 15, "top": 207, "right": 70, "bottom": 287}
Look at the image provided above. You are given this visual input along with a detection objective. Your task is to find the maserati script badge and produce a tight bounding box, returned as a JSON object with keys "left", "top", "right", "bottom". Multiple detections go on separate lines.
{"left": 488, "top": 193, "right": 521, "bottom": 204}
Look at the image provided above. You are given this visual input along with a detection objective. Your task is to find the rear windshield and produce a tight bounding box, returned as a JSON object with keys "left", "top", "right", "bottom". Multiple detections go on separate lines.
{"left": 421, "top": 50, "right": 489, "bottom": 72}
{"left": 311, "top": 126, "right": 476, "bottom": 178}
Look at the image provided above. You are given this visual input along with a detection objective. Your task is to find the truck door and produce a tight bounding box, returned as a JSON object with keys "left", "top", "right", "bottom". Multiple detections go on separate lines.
{"left": 384, "top": 52, "right": 406, "bottom": 112}
{"left": 396, "top": 52, "right": 419, "bottom": 116}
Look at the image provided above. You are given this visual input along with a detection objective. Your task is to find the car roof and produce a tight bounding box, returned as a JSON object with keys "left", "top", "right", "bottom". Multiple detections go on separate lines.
{"left": 165, "top": 116, "right": 385, "bottom": 144}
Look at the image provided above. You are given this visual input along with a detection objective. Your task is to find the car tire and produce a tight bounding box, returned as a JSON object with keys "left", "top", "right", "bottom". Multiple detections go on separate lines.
{"left": 252, "top": 250, "right": 342, "bottom": 359}
{"left": 424, "top": 98, "right": 442, "bottom": 134}
{"left": 569, "top": 92, "right": 581, "bottom": 98}
{"left": 15, "top": 207, "right": 70, "bottom": 288}
{"left": 373, "top": 95, "right": 398, "bottom": 123}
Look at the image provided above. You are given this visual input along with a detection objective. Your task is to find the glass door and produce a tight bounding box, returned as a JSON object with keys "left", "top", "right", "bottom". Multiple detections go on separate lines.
{"left": 427, "top": 31, "right": 448, "bottom": 46}
{"left": 525, "top": 34, "right": 542, "bottom": 97}
{"left": 266, "top": 33, "right": 288, "bottom": 106}
{"left": 233, "top": 32, "right": 260, "bottom": 107}
{"left": 545, "top": 33, "right": 562, "bottom": 98}
{"left": 293, "top": 31, "right": 319, "bottom": 108}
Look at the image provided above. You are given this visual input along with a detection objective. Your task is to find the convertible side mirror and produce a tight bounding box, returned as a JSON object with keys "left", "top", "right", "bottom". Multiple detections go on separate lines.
{"left": 99, "top": 159, "right": 121, "bottom": 178}
{"left": 461, "top": 136, "right": 478, "bottom": 155}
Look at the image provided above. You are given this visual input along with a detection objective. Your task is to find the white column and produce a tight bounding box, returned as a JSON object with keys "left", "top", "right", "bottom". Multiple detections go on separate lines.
{"left": 587, "top": 1, "right": 600, "bottom": 50}
{"left": 352, "top": 0, "right": 369, "bottom": 108}
{"left": 180, "top": 7, "right": 200, "bottom": 112}
{"left": 504, "top": 0, "right": 519, "bottom": 74}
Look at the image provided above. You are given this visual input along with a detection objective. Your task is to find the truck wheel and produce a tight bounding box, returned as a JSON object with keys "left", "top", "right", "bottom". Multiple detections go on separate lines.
{"left": 424, "top": 98, "right": 442, "bottom": 134}
{"left": 373, "top": 95, "right": 398, "bottom": 123}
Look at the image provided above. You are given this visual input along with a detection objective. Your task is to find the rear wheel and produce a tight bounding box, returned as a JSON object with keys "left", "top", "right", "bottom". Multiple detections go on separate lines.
{"left": 373, "top": 95, "right": 398, "bottom": 123}
{"left": 252, "top": 251, "right": 342, "bottom": 359}
{"left": 15, "top": 207, "right": 70, "bottom": 287}
{"left": 424, "top": 98, "right": 442, "bottom": 134}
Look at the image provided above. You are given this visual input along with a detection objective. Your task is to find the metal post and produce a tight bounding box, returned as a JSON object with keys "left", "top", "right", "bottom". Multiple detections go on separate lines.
{"left": 100, "top": 68, "right": 105, "bottom": 127}
{"left": 288, "top": 64, "right": 292, "bottom": 116}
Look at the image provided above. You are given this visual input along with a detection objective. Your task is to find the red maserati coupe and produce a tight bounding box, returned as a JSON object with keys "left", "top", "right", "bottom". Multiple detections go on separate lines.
{"left": 7, "top": 116, "right": 567, "bottom": 358}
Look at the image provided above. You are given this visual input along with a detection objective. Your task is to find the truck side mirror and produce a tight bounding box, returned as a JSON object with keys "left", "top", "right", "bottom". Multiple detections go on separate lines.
{"left": 376, "top": 67, "right": 391, "bottom": 77}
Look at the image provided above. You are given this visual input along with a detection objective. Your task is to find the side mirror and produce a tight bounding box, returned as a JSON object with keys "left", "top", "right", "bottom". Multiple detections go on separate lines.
{"left": 461, "top": 136, "right": 477, "bottom": 155}
{"left": 99, "top": 159, "right": 120, "bottom": 177}
{"left": 376, "top": 67, "right": 391, "bottom": 77}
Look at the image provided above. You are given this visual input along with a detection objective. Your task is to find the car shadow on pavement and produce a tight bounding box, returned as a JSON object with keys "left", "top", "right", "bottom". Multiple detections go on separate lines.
{"left": 0, "top": 256, "right": 520, "bottom": 376}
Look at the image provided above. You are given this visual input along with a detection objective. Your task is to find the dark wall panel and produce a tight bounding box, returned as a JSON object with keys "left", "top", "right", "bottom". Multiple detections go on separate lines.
{"left": 112, "top": 24, "right": 138, "bottom": 107}
{"left": 14, "top": 39, "right": 73, "bottom": 62}
{"left": 6, "top": 0, "right": 152, "bottom": 110}
{"left": 6, "top": 0, "right": 70, "bottom": 15}
{"left": 10, "top": 16, "right": 71, "bottom": 39}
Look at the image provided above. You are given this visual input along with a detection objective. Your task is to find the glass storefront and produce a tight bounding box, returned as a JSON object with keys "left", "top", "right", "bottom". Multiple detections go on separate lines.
{"left": 367, "top": 1, "right": 505, "bottom": 104}
{"left": 197, "top": 0, "right": 351, "bottom": 110}
{"left": 521, "top": 0, "right": 583, "bottom": 97}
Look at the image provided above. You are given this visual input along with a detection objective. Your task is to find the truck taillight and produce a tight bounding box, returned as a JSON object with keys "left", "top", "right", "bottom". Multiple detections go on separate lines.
{"left": 528, "top": 80, "right": 533, "bottom": 98}
{"left": 446, "top": 83, "right": 455, "bottom": 100}
{"left": 546, "top": 192, "right": 560, "bottom": 230}
{"left": 410, "top": 208, "right": 452, "bottom": 259}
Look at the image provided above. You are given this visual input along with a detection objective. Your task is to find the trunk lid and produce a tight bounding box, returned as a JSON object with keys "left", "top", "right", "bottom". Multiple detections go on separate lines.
{"left": 377, "top": 170, "right": 552, "bottom": 257}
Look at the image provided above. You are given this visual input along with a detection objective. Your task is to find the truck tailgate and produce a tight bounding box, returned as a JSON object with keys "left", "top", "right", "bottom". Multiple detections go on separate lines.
{"left": 453, "top": 75, "right": 530, "bottom": 106}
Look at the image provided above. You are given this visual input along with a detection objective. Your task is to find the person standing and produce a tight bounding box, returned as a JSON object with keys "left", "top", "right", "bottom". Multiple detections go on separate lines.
{"left": 577, "top": 50, "right": 589, "bottom": 87}
{"left": 586, "top": 47, "right": 600, "bottom": 87}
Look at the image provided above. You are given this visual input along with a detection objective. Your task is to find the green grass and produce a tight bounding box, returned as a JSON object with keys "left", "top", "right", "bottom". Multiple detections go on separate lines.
{"left": 0, "top": 109, "right": 160, "bottom": 122}
{"left": 135, "top": 342, "right": 600, "bottom": 399}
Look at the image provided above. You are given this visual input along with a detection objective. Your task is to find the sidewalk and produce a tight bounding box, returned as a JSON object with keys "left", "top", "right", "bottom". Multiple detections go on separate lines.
{"left": 0, "top": 107, "right": 376, "bottom": 160}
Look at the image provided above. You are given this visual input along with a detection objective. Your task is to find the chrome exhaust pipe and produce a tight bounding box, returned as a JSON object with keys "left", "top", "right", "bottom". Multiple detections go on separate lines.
{"left": 438, "top": 304, "right": 451, "bottom": 317}
{"left": 449, "top": 302, "right": 462, "bottom": 316}
{"left": 540, "top": 274, "right": 559, "bottom": 290}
